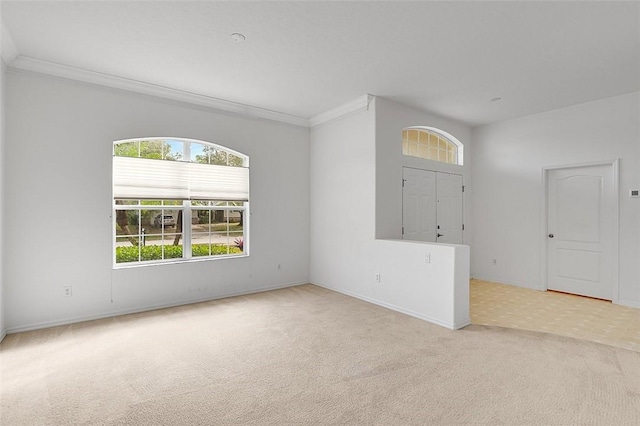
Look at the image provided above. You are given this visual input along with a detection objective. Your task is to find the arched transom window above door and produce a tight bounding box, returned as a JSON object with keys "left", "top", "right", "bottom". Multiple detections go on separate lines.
{"left": 402, "top": 127, "right": 463, "bottom": 165}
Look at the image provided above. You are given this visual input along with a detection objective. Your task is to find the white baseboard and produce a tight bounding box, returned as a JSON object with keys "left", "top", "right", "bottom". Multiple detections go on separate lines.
{"left": 617, "top": 299, "right": 640, "bottom": 309}
{"left": 312, "top": 282, "right": 468, "bottom": 330}
{"left": 472, "top": 276, "right": 640, "bottom": 309}
{"left": 6, "top": 281, "right": 308, "bottom": 335}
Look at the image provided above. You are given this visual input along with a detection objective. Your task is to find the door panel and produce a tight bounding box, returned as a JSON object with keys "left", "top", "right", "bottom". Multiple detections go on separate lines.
{"left": 436, "top": 173, "right": 463, "bottom": 244}
{"left": 547, "top": 165, "right": 614, "bottom": 300}
{"left": 402, "top": 168, "right": 437, "bottom": 242}
{"left": 556, "top": 176, "right": 601, "bottom": 243}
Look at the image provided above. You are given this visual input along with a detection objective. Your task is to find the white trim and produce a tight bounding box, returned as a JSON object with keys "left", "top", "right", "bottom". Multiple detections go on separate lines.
{"left": 5, "top": 281, "right": 307, "bottom": 334}
{"left": 1, "top": 21, "right": 18, "bottom": 65}
{"left": 618, "top": 299, "right": 640, "bottom": 309}
{"left": 8, "top": 56, "right": 310, "bottom": 127}
{"left": 0, "top": 331, "right": 6, "bottom": 343}
{"left": 540, "top": 159, "right": 620, "bottom": 303}
{"left": 471, "top": 275, "right": 543, "bottom": 291}
{"left": 312, "top": 282, "right": 468, "bottom": 330}
{"left": 309, "top": 94, "right": 374, "bottom": 128}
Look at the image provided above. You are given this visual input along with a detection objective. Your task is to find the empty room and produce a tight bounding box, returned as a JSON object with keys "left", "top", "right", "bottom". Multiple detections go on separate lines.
{"left": 1, "top": 1, "right": 639, "bottom": 424}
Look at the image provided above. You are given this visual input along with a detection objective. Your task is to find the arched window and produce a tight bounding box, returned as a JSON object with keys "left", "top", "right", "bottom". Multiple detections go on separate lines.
{"left": 402, "top": 127, "right": 463, "bottom": 165}
{"left": 112, "top": 138, "right": 249, "bottom": 266}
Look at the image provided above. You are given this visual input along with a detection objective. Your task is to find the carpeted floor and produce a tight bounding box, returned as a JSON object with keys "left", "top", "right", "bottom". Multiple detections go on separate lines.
{"left": 2, "top": 284, "right": 640, "bottom": 425}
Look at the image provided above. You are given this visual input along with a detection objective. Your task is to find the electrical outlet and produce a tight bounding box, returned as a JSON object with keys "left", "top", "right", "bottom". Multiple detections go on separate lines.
{"left": 492, "top": 259, "right": 497, "bottom": 265}
{"left": 424, "top": 253, "right": 431, "bottom": 264}
{"left": 277, "top": 264, "right": 281, "bottom": 271}
{"left": 63, "top": 286, "right": 73, "bottom": 297}
{"left": 375, "top": 273, "right": 381, "bottom": 282}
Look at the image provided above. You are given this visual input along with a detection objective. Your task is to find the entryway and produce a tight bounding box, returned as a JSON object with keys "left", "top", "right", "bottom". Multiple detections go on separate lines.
{"left": 544, "top": 161, "right": 619, "bottom": 301}
{"left": 470, "top": 279, "right": 639, "bottom": 352}
{"left": 402, "top": 167, "right": 463, "bottom": 244}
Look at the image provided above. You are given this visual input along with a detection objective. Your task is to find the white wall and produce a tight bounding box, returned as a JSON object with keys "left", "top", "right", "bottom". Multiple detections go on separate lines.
{"left": 4, "top": 71, "right": 310, "bottom": 332}
{"left": 373, "top": 240, "right": 470, "bottom": 329}
{"left": 310, "top": 106, "right": 377, "bottom": 299}
{"left": 0, "top": 59, "right": 5, "bottom": 341}
{"left": 374, "top": 97, "right": 472, "bottom": 243}
{"left": 471, "top": 92, "right": 640, "bottom": 307}
{"left": 310, "top": 98, "right": 470, "bottom": 329}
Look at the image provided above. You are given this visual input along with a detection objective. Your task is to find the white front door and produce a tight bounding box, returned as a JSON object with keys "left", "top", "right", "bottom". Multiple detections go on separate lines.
{"left": 547, "top": 164, "right": 615, "bottom": 300}
{"left": 402, "top": 168, "right": 463, "bottom": 244}
{"left": 436, "top": 173, "right": 463, "bottom": 244}
{"left": 402, "top": 168, "right": 437, "bottom": 242}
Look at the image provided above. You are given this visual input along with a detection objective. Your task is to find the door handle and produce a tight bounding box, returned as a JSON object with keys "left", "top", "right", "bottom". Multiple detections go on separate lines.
{"left": 548, "top": 234, "right": 554, "bottom": 238}
{"left": 437, "top": 233, "right": 444, "bottom": 238}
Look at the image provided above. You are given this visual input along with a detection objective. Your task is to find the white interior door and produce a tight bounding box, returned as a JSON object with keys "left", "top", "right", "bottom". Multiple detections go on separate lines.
{"left": 547, "top": 164, "right": 615, "bottom": 300}
{"left": 436, "top": 173, "right": 463, "bottom": 244}
{"left": 402, "top": 168, "right": 437, "bottom": 242}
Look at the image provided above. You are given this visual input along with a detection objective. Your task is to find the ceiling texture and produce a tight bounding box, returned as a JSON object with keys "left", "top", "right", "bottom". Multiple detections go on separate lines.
{"left": 1, "top": 1, "right": 639, "bottom": 127}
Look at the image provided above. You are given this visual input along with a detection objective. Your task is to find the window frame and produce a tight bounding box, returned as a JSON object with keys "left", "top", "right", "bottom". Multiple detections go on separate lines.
{"left": 402, "top": 127, "right": 464, "bottom": 166}
{"left": 112, "top": 137, "right": 249, "bottom": 268}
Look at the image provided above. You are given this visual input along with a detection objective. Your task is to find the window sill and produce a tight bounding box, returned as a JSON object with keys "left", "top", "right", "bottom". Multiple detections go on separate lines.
{"left": 112, "top": 253, "right": 249, "bottom": 270}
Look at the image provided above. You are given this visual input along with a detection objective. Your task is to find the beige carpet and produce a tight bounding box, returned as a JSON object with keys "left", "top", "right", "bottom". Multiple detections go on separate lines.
{"left": 2, "top": 284, "right": 640, "bottom": 425}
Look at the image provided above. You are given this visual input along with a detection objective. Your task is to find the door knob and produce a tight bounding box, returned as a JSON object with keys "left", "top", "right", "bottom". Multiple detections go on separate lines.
{"left": 437, "top": 233, "right": 444, "bottom": 238}
{"left": 548, "top": 234, "right": 554, "bottom": 238}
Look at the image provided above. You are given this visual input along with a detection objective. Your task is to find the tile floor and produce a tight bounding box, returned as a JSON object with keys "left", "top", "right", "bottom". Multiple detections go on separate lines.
{"left": 470, "top": 279, "right": 640, "bottom": 352}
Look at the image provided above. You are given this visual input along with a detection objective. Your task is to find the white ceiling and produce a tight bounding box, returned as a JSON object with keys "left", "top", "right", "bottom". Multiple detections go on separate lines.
{"left": 1, "top": 1, "right": 639, "bottom": 127}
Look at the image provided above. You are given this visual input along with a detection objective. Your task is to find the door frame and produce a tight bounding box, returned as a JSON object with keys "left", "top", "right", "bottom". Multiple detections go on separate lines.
{"left": 540, "top": 159, "right": 620, "bottom": 303}
{"left": 401, "top": 166, "right": 464, "bottom": 244}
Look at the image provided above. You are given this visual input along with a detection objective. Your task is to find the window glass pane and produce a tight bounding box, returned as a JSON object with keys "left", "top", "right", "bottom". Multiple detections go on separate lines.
{"left": 228, "top": 153, "right": 244, "bottom": 167}
{"left": 114, "top": 141, "right": 138, "bottom": 158}
{"left": 407, "top": 130, "right": 419, "bottom": 144}
{"left": 207, "top": 148, "right": 228, "bottom": 166}
{"left": 428, "top": 147, "right": 438, "bottom": 160}
{"left": 402, "top": 140, "right": 409, "bottom": 155}
{"left": 115, "top": 209, "right": 140, "bottom": 263}
{"left": 115, "top": 199, "right": 139, "bottom": 206}
{"left": 417, "top": 130, "right": 427, "bottom": 145}
{"left": 429, "top": 133, "right": 439, "bottom": 148}
{"left": 407, "top": 141, "right": 418, "bottom": 156}
{"left": 116, "top": 237, "right": 140, "bottom": 263}
{"left": 191, "top": 143, "right": 206, "bottom": 163}
{"left": 115, "top": 209, "right": 138, "bottom": 238}
{"left": 192, "top": 235, "right": 211, "bottom": 257}
{"left": 136, "top": 139, "right": 182, "bottom": 161}
{"left": 418, "top": 144, "right": 429, "bottom": 159}
{"left": 138, "top": 140, "right": 165, "bottom": 160}
{"left": 448, "top": 150, "right": 456, "bottom": 164}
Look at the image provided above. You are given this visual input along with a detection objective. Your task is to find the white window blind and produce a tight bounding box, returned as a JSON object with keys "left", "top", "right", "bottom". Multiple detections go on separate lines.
{"left": 113, "top": 156, "right": 249, "bottom": 201}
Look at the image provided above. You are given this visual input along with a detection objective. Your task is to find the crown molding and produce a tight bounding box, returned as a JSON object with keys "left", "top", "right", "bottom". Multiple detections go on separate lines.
{"left": 310, "top": 94, "right": 374, "bottom": 128}
{"left": 8, "top": 55, "right": 310, "bottom": 127}
{"left": 1, "top": 21, "right": 18, "bottom": 65}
